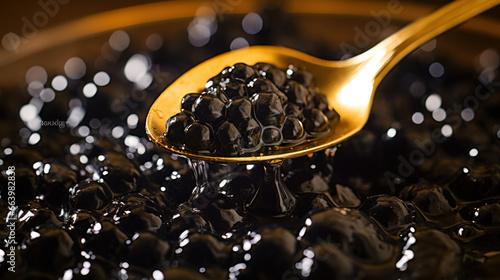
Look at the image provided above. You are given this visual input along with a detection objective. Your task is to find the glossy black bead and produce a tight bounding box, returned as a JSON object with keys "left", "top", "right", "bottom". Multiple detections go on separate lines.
{"left": 97, "top": 152, "right": 140, "bottom": 196}
{"left": 85, "top": 221, "right": 128, "bottom": 260}
{"left": 168, "top": 210, "right": 213, "bottom": 238}
{"left": 219, "top": 66, "right": 232, "bottom": 79}
{"left": 192, "top": 95, "right": 226, "bottom": 124}
{"left": 239, "top": 227, "right": 297, "bottom": 279}
{"left": 239, "top": 118, "right": 262, "bottom": 149}
{"left": 284, "top": 81, "right": 308, "bottom": 108}
{"left": 198, "top": 194, "right": 243, "bottom": 231}
{"left": 185, "top": 122, "right": 214, "bottom": 152}
{"left": 177, "top": 232, "right": 231, "bottom": 268}
{"left": 448, "top": 164, "right": 500, "bottom": 201}
{"left": 105, "top": 193, "right": 165, "bottom": 235}
{"left": 262, "top": 127, "right": 283, "bottom": 146}
{"left": 312, "top": 92, "right": 329, "bottom": 112}
{"left": 228, "top": 62, "right": 258, "bottom": 82}
{"left": 303, "top": 108, "right": 329, "bottom": 133}
{"left": 359, "top": 195, "right": 415, "bottom": 233}
{"left": 204, "top": 85, "right": 230, "bottom": 104}
{"left": 325, "top": 107, "right": 341, "bottom": 124}
{"left": 251, "top": 92, "right": 285, "bottom": 127}
{"left": 400, "top": 184, "right": 457, "bottom": 217}
{"left": 292, "top": 243, "right": 357, "bottom": 279}
{"left": 286, "top": 65, "right": 314, "bottom": 87}
{"left": 147, "top": 155, "right": 195, "bottom": 205}
{"left": 164, "top": 112, "right": 194, "bottom": 145}
{"left": 23, "top": 228, "right": 76, "bottom": 274}
{"left": 227, "top": 98, "right": 253, "bottom": 123}
{"left": 460, "top": 202, "right": 500, "bottom": 227}
{"left": 222, "top": 80, "right": 247, "bottom": 98}
{"left": 69, "top": 179, "right": 113, "bottom": 211}
{"left": 218, "top": 174, "right": 257, "bottom": 205}
{"left": 33, "top": 162, "right": 77, "bottom": 210}
{"left": 253, "top": 62, "right": 273, "bottom": 72}
{"left": 300, "top": 208, "right": 393, "bottom": 262}
{"left": 181, "top": 93, "right": 201, "bottom": 112}
{"left": 282, "top": 117, "right": 304, "bottom": 141}
{"left": 248, "top": 77, "right": 288, "bottom": 103}
{"left": 247, "top": 77, "right": 279, "bottom": 95}
{"left": 400, "top": 228, "right": 461, "bottom": 279}
{"left": 257, "top": 64, "right": 286, "bottom": 88}
{"left": 127, "top": 232, "right": 170, "bottom": 269}
{"left": 284, "top": 103, "right": 304, "bottom": 119}
{"left": 216, "top": 121, "right": 242, "bottom": 155}
{"left": 66, "top": 210, "right": 99, "bottom": 233}
{"left": 17, "top": 201, "right": 63, "bottom": 234}
{"left": 205, "top": 74, "right": 223, "bottom": 89}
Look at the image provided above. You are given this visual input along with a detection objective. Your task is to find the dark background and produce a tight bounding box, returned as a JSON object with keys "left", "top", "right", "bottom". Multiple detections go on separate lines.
{"left": 1, "top": 0, "right": 498, "bottom": 56}
{"left": 0, "top": 0, "right": 460, "bottom": 43}
{"left": 0, "top": 0, "right": 165, "bottom": 42}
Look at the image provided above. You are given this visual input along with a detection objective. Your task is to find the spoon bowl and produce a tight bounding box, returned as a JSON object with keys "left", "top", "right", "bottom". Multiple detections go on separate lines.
{"left": 146, "top": 46, "right": 368, "bottom": 163}
{"left": 146, "top": 0, "right": 500, "bottom": 164}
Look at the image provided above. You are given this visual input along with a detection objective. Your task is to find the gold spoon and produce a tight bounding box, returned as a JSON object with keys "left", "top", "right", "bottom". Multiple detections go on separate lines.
{"left": 146, "top": 0, "right": 500, "bottom": 164}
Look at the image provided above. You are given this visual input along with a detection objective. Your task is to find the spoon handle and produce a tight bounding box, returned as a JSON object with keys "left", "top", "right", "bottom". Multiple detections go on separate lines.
{"left": 369, "top": 0, "right": 500, "bottom": 83}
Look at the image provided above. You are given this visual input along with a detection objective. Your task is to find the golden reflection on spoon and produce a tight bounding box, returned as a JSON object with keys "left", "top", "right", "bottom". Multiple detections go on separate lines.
{"left": 146, "top": 0, "right": 500, "bottom": 164}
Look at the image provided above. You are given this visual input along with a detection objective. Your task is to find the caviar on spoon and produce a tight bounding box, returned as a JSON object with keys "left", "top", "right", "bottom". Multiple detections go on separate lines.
{"left": 147, "top": 0, "right": 500, "bottom": 163}
{"left": 146, "top": 0, "right": 500, "bottom": 215}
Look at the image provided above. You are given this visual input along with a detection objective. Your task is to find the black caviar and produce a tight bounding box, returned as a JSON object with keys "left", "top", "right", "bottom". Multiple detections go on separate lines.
{"left": 163, "top": 63, "right": 340, "bottom": 156}
{"left": 0, "top": 5, "right": 499, "bottom": 280}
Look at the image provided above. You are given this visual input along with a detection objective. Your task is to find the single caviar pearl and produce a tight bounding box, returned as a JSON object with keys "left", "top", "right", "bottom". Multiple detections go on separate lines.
{"left": 247, "top": 77, "right": 279, "bottom": 95}
{"left": 284, "top": 81, "right": 308, "bottom": 108}
{"left": 240, "top": 118, "right": 262, "bottom": 149}
{"left": 69, "top": 179, "right": 113, "bottom": 211}
{"left": 261, "top": 67, "right": 286, "bottom": 88}
{"left": 282, "top": 117, "right": 305, "bottom": 141}
{"left": 248, "top": 77, "right": 288, "bottom": 103}
{"left": 251, "top": 92, "right": 285, "bottom": 127}
{"left": 205, "top": 74, "right": 223, "bottom": 89}
{"left": 253, "top": 62, "right": 273, "bottom": 72}
{"left": 325, "top": 107, "right": 340, "bottom": 123}
{"left": 185, "top": 122, "right": 214, "bottom": 152}
{"left": 229, "top": 63, "right": 259, "bottom": 82}
{"left": 181, "top": 93, "right": 200, "bottom": 112}
{"left": 312, "top": 92, "right": 329, "bottom": 112}
{"left": 286, "top": 65, "right": 315, "bottom": 87}
{"left": 205, "top": 85, "right": 230, "bottom": 104}
{"left": 223, "top": 80, "right": 247, "bottom": 98}
{"left": 216, "top": 121, "right": 243, "bottom": 155}
{"left": 284, "top": 103, "right": 304, "bottom": 120}
{"left": 165, "top": 112, "right": 194, "bottom": 145}
{"left": 262, "top": 127, "right": 283, "bottom": 145}
{"left": 227, "top": 98, "right": 253, "bottom": 123}
{"left": 303, "top": 108, "right": 329, "bottom": 133}
{"left": 192, "top": 95, "right": 226, "bottom": 124}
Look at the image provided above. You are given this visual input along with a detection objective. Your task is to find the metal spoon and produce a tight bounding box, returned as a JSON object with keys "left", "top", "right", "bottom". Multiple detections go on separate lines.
{"left": 146, "top": 0, "right": 499, "bottom": 164}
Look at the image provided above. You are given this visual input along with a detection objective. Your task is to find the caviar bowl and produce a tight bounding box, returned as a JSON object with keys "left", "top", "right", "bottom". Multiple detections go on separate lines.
{"left": 0, "top": 1, "right": 500, "bottom": 279}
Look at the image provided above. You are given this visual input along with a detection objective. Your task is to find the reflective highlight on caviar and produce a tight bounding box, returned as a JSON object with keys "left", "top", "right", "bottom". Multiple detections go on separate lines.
{"left": 163, "top": 63, "right": 340, "bottom": 156}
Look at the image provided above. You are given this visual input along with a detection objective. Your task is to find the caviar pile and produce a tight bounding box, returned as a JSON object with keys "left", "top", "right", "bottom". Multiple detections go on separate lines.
{"left": 164, "top": 63, "right": 340, "bottom": 156}
{"left": 0, "top": 7, "right": 500, "bottom": 280}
